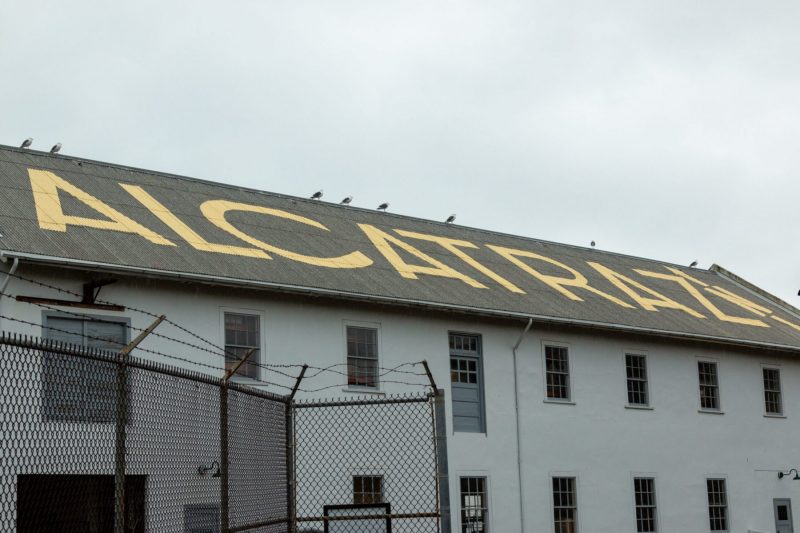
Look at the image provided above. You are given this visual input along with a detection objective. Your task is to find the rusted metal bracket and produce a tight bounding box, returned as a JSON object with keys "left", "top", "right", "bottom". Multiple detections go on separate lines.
{"left": 83, "top": 278, "right": 117, "bottom": 304}
{"left": 421, "top": 360, "right": 438, "bottom": 395}
{"left": 289, "top": 364, "right": 309, "bottom": 401}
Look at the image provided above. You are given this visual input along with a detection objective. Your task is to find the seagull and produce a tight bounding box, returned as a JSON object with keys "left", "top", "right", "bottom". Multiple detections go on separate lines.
{"left": 377, "top": 202, "right": 389, "bottom": 211}
{"left": 689, "top": 260, "right": 698, "bottom": 268}
{"left": 20, "top": 138, "right": 33, "bottom": 149}
{"left": 590, "top": 241, "right": 596, "bottom": 248}
{"left": 310, "top": 190, "right": 323, "bottom": 200}
{"left": 445, "top": 214, "right": 456, "bottom": 224}
{"left": 50, "top": 143, "right": 62, "bottom": 154}
{"left": 340, "top": 196, "right": 353, "bottom": 205}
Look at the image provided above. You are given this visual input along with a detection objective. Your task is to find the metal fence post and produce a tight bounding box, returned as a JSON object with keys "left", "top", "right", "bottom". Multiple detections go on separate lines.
{"left": 285, "top": 401, "right": 296, "bottom": 533}
{"left": 114, "top": 315, "right": 164, "bottom": 533}
{"left": 434, "top": 389, "right": 451, "bottom": 533}
{"left": 220, "top": 381, "right": 229, "bottom": 533}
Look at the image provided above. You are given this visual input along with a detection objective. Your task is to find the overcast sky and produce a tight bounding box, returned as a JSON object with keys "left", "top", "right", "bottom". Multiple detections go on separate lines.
{"left": 1, "top": 1, "right": 798, "bottom": 304}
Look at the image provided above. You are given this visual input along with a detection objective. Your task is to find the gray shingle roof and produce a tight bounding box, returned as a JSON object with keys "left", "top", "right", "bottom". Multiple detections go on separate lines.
{"left": 1, "top": 145, "right": 799, "bottom": 352}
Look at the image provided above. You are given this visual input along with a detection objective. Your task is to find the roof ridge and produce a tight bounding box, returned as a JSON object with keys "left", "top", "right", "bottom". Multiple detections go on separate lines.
{"left": 710, "top": 264, "right": 800, "bottom": 319}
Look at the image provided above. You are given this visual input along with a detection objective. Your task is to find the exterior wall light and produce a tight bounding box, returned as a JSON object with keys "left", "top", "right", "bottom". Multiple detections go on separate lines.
{"left": 778, "top": 468, "right": 800, "bottom": 480}
{"left": 198, "top": 461, "right": 221, "bottom": 478}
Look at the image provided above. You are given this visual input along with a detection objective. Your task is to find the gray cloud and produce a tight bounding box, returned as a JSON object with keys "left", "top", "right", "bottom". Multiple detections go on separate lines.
{"left": 1, "top": 0, "right": 797, "bottom": 303}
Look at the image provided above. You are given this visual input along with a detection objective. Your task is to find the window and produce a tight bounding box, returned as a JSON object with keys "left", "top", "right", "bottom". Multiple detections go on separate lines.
{"left": 698, "top": 361, "right": 720, "bottom": 411}
{"left": 626, "top": 354, "right": 649, "bottom": 406}
{"left": 459, "top": 477, "right": 488, "bottom": 533}
{"left": 184, "top": 503, "right": 220, "bottom": 533}
{"left": 706, "top": 478, "right": 728, "bottom": 531}
{"left": 223, "top": 312, "right": 260, "bottom": 379}
{"left": 545, "top": 346, "right": 571, "bottom": 401}
{"left": 353, "top": 475, "right": 383, "bottom": 504}
{"left": 43, "top": 315, "right": 127, "bottom": 422}
{"left": 552, "top": 477, "right": 577, "bottom": 533}
{"left": 450, "top": 333, "right": 485, "bottom": 433}
{"left": 633, "top": 478, "right": 657, "bottom": 532}
{"left": 763, "top": 367, "right": 783, "bottom": 415}
{"left": 346, "top": 326, "right": 379, "bottom": 388}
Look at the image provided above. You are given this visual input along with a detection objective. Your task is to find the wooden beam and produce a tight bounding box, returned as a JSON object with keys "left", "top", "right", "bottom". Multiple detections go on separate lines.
{"left": 16, "top": 295, "right": 125, "bottom": 312}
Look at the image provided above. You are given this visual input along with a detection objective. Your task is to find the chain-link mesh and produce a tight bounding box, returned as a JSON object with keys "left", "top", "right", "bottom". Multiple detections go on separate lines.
{"left": 293, "top": 396, "right": 440, "bottom": 533}
{"left": 0, "top": 334, "right": 290, "bottom": 532}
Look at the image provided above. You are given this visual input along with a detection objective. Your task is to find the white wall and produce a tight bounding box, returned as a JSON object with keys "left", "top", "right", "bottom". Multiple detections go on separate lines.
{"left": 2, "top": 265, "right": 799, "bottom": 533}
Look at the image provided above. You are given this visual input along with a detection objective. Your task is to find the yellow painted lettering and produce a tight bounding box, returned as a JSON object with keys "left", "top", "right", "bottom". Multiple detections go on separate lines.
{"left": 395, "top": 230, "right": 525, "bottom": 293}
{"left": 358, "top": 224, "right": 486, "bottom": 287}
{"left": 28, "top": 169, "right": 173, "bottom": 245}
{"left": 772, "top": 315, "right": 800, "bottom": 333}
{"left": 487, "top": 246, "right": 633, "bottom": 307}
{"left": 703, "top": 285, "right": 771, "bottom": 317}
{"left": 586, "top": 262, "right": 704, "bottom": 317}
{"left": 201, "top": 200, "right": 372, "bottom": 269}
{"left": 122, "top": 184, "right": 269, "bottom": 259}
{"left": 635, "top": 267, "right": 768, "bottom": 327}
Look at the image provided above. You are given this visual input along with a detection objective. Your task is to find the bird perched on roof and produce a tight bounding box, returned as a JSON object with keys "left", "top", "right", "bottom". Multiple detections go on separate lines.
{"left": 20, "top": 138, "right": 33, "bottom": 149}
{"left": 590, "top": 241, "right": 596, "bottom": 248}
{"left": 689, "top": 260, "right": 698, "bottom": 268}
{"left": 340, "top": 196, "right": 353, "bottom": 205}
{"left": 445, "top": 214, "right": 456, "bottom": 224}
{"left": 50, "top": 143, "right": 62, "bottom": 154}
{"left": 310, "top": 190, "right": 323, "bottom": 200}
{"left": 377, "top": 203, "right": 389, "bottom": 211}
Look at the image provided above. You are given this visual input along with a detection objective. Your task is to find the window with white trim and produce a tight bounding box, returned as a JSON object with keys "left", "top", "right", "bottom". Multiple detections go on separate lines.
{"left": 545, "top": 346, "right": 571, "bottom": 401}
{"left": 43, "top": 315, "right": 128, "bottom": 422}
{"left": 223, "top": 312, "right": 260, "bottom": 379}
{"left": 626, "top": 354, "right": 649, "bottom": 406}
{"left": 346, "top": 326, "right": 379, "bottom": 389}
{"left": 459, "top": 476, "right": 488, "bottom": 533}
{"left": 633, "top": 477, "right": 657, "bottom": 532}
{"left": 706, "top": 478, "right": 728, "bottom": 531}
{"left": 353, "top": 475, "right": 383, "bottom": 504}
{"left": 698, "top": 361, "right": 720, "bottom": 411}
{"left": 763, "top": 367, "right": 783, "bottom": 415}
{"left": 450, "top": 333, "right": 486, "bottom": 433}
{"left": 552, "top": 477, "right": 577, "bottom": 533}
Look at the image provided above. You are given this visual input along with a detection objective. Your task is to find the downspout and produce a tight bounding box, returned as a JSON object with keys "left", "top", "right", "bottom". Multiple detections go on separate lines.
{"left": 512, "top": 317, "right": 533, "bottom": 533}
{"left": 0, "top": 255, "right": 20, "bottom": 332}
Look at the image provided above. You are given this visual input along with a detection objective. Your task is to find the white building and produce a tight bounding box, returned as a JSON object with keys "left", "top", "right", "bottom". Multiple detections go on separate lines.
{"left": 1, "top": 144, "right": 799, "bottom": 533}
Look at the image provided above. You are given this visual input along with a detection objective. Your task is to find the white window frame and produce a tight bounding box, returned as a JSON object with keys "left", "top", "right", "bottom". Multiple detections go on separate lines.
{"left": 542, "top": 341, "right": 574, "bottom": 404}
{"left": 352, "top": 474, "right": 385, "bottom": 504}
{"left": 343, "top": 320, "right": 382, "bottom": 393}
{"left": 219, "top": 307, "right": 266, "bottom": 383}
{"left": 623, "top": 350, "right": 652, "bottom": 409}
{"left": 457, "top": 470, "right": 492, "bottom": 533}
{"left": 549, "top": 472, "right": 579, "bottom": 533}
{"left": 705, "top": 475, "right": 731, "bottom": 532}
{"left": 630, "top": 473, "right": 659, "bottom": 533}
{"left": 696, "top": 357, "right": 723, "bottom": 414}
{"left": 761, "top": 364, "right": 785, "bottom": 418}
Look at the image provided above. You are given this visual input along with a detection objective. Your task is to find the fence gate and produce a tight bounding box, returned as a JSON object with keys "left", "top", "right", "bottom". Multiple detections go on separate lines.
{"left": 292, "top": 395, "right": 442, "bottom": 533}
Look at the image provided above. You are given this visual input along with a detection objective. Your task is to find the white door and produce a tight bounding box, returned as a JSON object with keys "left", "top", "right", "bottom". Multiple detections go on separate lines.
{"left": 775, "top": 499, "right": 794, "bottom": 533}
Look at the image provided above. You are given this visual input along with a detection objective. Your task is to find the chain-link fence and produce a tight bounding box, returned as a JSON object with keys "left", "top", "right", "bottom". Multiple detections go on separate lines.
{"left": 293, "top": 395, "right": 441, "bottom": 533}
{"left": 0, "top": 334, "right": 443, "bottom": 533}
{"left": 0, "top": 334, "right": 290, "bottom": 533}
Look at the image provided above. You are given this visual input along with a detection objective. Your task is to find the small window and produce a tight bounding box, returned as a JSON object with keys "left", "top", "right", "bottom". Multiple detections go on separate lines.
{"left": 763, "top": 367, "right": 783, "bottom": 415}
{"left": 223, "top": 312, "right": 260, "bottom": 379}
{"left": 545, "top": 346, "right": 571, "bottom": 401}
{"left": 698, "top": 361, "right": 720, "bottom": 411}
{"left": 459, "top": 477, "right": 488, "bottom": 532}
{"left": 552, "top": 477, "right": 577, "bottom": 533}
{"left": 626, "top": 354, "right": 649, "bottom": 406}
{"left": 346, "top": 326, "right": 379, "bottom": 388}
{"left": 43, "top": 315, "right": 127, "bottom": 422}
{"left": 353, "top": 475, "right": 383, "bottom": 504}
{"left": 184, "top": 503, "right": 220, "bottom": 533}
{"left": 633, "top": 477, "right": 657, "bottom": 532}
{"left": 706, "top": 478, "right": 728, "bottom": 531}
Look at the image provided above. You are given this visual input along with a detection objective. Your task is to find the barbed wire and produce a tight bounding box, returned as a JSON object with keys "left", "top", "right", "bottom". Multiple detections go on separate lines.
{"left": 2, "top": 271, "right": 434, "bottom": 384}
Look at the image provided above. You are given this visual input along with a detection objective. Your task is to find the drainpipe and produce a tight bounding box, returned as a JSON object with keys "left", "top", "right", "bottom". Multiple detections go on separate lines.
{"left": 512, "top": 317, "right": 533, "bottom": 533}
{"left": 0, "top": 255, "right": 20, "bottom": 332}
